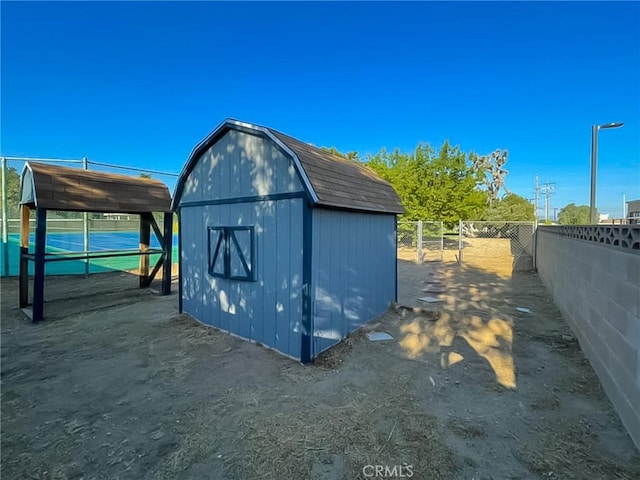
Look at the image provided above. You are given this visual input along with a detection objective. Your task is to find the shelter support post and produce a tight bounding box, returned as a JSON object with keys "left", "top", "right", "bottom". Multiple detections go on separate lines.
{"left": 32, "top": 208, "right": 47, "bottom": 322}
{"left": 1, "top": 157, "right": 8, "bottom": 278}
{"left": 161, "top": 212, "right": 172, "bottom": 295}
{"left": 139, "top": 213, "right": 151, "bottom": 288}
{"left": 178, "top": 212, "right": 182, "bottom": 312}
{"left": 19, "top": 206, "right": 30, "bottom": 308}
{"left": 82, "top": 157, "right": 89, "bottom": 276}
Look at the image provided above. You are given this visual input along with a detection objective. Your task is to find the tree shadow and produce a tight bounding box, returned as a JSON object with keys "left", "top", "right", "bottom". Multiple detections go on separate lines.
{"left": 395, "top": 259, "right": 528, "bottom": 389}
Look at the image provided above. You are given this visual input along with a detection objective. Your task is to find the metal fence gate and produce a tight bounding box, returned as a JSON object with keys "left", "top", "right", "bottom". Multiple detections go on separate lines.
{"left": 458, "top": 221, "right": 536, "bottom": 273}
{"left": 397, "top": 220, "right": 444, "bottom": 263}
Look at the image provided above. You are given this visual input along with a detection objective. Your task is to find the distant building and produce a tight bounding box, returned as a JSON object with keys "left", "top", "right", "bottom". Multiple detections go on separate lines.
{"left": 627, "top": 199, "right": 640, "bottom": 224}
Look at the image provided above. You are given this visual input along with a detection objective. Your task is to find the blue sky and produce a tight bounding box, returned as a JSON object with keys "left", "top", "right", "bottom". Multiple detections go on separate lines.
{"left": 2, "top": 1, "right": 639, "bottom": 219}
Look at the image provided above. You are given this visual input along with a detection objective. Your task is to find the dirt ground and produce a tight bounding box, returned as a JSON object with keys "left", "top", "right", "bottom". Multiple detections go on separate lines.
{"left": 2, "top": 254, "right": 640, "bottom": 479}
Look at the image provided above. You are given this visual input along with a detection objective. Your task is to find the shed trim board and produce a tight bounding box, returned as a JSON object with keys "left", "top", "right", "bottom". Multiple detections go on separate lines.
{"left": 174, "top": 119, "right": 402, "bottom": 362}
{"left": 301, "top": 199, "right": 313, "bottom": 364}
{"left": 179, "top": 191, "right": 307, "bottom": 209}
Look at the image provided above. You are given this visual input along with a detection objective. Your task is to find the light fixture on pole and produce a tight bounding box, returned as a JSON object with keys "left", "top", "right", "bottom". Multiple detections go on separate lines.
{"left": 590, "top": 122, "right": 624, "bottom": 224}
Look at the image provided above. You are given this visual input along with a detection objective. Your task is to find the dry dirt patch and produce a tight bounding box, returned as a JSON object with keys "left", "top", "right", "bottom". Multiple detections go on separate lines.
{"left": 2, "top": 263, "right": 639, "bottom": 479}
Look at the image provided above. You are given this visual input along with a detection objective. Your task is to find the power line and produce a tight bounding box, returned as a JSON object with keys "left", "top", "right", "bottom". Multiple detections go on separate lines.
{"left": 541, "top": 182, "right": 556, "bottom": 222}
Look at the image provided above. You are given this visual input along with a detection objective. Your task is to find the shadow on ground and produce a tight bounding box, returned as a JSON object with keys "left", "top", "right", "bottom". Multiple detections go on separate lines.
{"left": 1, "top": 265, "right": 639, "bottom": 480}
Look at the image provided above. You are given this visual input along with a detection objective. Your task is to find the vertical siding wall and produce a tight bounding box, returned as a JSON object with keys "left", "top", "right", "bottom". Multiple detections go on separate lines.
{"left": 181, "top": 200, "right": 304, "bottom": 359}
{"left": 311, "top": 209, "right": 397, "bottom": 356}
{"left": 179, "top": 129, "right": 303, "bottom": 203}
{"left": 536, "top": 227, "right": 640, "bottom": 449}
{"left": 178, "top": 129, "right": 306, "bottom": 359}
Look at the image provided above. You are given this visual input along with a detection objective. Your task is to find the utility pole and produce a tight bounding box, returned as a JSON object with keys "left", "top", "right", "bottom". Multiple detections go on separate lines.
{"left": 533, "top": 175, "right": 540, "bottom": 222}
{"left": 622, "top": 193, "right": 626, "bottom": 223}
{"left": 553, "top": 207, "right": 558, "bottom": 223}
{"left": 541, "top": 182, "right": 556, "bottom": 223}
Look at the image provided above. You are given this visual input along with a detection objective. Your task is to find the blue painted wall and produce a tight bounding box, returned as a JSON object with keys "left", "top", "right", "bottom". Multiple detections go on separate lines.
{"left": 310, "top": 209, "right": 397, "bottom": 357}
{"left": 179, "top": 129, "right": 303, "bottom": 203}
{"left": 177, "top": 128, "right": 398, "bottom": 361}
{"left": 178, "top": 131, "right": 306, "bottom": 359}
{"left": 180, "top": 200, "right": 305, "bottom": 359}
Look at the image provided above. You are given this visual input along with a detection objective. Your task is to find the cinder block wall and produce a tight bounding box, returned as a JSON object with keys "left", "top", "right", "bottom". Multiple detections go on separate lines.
{"left": 536, "top": 227, "right": 640, "bottom": 450}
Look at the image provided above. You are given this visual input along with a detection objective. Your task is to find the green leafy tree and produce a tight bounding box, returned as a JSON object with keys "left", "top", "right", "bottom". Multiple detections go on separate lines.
{"left": 366, "top": 141, "right": 487, "bottom": 227}
{"left": 558, "top": 203, "right": 593, "bottom": 225}
{"left": 1, "top": 166, "right": 22, "bottom": 216}
{"left": 139, "top": 173, "right": 152, "bottom": 179}
{"left": 321, "top": 146, "right": 361, "bottom": 162}
{"left": 481, "top": 193, "right": 535, "bottom": 221}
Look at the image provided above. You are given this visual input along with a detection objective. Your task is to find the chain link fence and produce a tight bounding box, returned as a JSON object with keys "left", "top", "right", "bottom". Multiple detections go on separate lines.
{"left": 0, "top": 156, "right": 179, "bottom": 277}
{"left": 397, "top": 221, "right": 445, "bottom": 263}
{"left": 398, "top": 219, "right": 537, "bottom": 276}
{"left": 458, "top": 221, "right": 536, "bottom": 275}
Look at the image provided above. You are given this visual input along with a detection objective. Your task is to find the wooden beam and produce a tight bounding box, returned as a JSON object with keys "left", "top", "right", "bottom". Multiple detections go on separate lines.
{"left": 142, "top": 255, "right": 164, "bottom": 288}
{"left": 161, "top": 212, "right": 173, "bottom": 295}
{"left": 148, "top": 213, "right": 164, "bottom": 246}
{"left": 19, "top": 206, "right": 30, "bottom": 308}
{"left": 20, "top": 205, "right": 30, "bottom": 248}
{"left": 32, "top": 208, "right": 47, "bottom": 322}
{"left": 139, "top": 213, "right": 151, "bottom": 288}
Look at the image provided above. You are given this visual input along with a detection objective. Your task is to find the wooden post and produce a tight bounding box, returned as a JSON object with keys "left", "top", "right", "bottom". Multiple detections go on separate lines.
{"left": 32, "top": 208, "right": 47, "bottom": 322}
{"left": 19, "top": 206, "right": 30, "bottom": 308}
{"left": 177, "top": 212, "right": 183, "bottom": 313}
{"left": 1, "top": 157, "right": 9, "bottom": 277}
{"left": 161, "top": 212, "right": 173, "bottom": 295}
{"left": 82, "top": 157, "right": 89, "bottom": 276}
{"left": 139, "top": 213, "right": 150, "bottom": 288}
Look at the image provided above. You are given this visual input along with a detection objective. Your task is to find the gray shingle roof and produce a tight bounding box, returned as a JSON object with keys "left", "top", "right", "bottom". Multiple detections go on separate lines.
{"left": 172, "top": 119, "right": 404, "bottom": 214}
{"left": 268, "top": 129, "right": 404, "bottom": 214}
{"left": 21, "top": 162, "right": 172, "bottom": 213}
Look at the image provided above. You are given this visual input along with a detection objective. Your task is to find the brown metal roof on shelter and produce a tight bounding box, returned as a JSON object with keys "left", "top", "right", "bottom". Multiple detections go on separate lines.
{"left": 172, "top": 119, "right": 404, "bottom": 214}
{"left": 20, "top": 162, "right": 172, "bottom": 213}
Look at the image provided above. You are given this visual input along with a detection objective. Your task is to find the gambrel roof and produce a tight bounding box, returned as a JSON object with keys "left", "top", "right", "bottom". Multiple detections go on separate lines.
{"left": 172, "top": 119, "right": 404, "bottom": 214}
{"left": 20, "top": 162, "right": 172, "bottom": 213}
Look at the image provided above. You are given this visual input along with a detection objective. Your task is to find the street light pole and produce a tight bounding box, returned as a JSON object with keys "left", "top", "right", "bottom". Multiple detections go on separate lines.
{"left": 589, "top": 122, "right": 624, "bottom": 224}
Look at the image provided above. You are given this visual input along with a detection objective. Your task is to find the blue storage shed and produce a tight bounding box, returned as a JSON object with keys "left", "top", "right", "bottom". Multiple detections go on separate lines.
{"left": 172, "top": 119, "right": 404, "bottom": 362}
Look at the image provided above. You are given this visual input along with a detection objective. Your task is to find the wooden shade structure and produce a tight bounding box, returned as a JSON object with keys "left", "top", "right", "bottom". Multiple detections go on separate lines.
{"left": 19, "top": 162, "right": 173, "bottom": 322}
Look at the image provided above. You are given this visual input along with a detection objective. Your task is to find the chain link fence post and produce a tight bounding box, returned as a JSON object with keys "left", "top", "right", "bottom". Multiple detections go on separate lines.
{"left": 458, "top": 219, "right": 463, "bottom": 264}
{"left": 532, "top": 221, "right": 538, "bottom": 271}
{"left": 439, "top": 221, "right": 444, "bottom": 261}
{"left": 82, "top": 157, "right": 90, "bottom": 277}
{"left": 417, "top": 220, "right": 423, "bottom": 263}
{"left": 1, "top": 157, "right": 8, "bottom": 277}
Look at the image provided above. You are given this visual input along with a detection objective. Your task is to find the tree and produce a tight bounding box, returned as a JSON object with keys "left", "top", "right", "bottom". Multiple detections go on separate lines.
{"left": 139, "top": 173, "right": 152, "bottom": 179}
{"left": 366, "top": 141, "right": 487, "bottom": 226}
{"left": 321, "top": 146, "right": 360, "bottom": 162}
{"left": 558, "top": 204, "right": 593, "bottom": 225}
{"left": 472, "top": 149, "right": 509, "bottom": 206}
{"left": 481, "top": 193, "right": 535, "bottom": 221}
{"left": 1, "top": 166, "right": 22, "bottom": 215}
